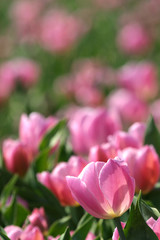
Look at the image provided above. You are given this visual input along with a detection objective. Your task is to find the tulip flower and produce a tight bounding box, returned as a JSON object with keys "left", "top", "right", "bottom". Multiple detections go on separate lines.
{"left": 128, "top": 122, "right": 146, "bottom": 147}
{"left": 38, "top": 156, "right": 87, "bottom": 206}
{"left": 68, "top": 107, "right": 121, "bottom": 154}
{"left": 117, "top": 62, "right": 158, "bottom": 100}
{"left": 67, "top": 158, "right": 135, "bottom": 219}
{"left": 20, "top": 225, "right": 44, "bottom": 240}
{"left": 108, "top": 89, "right": 148, "bottom": 123}
{"left": 19, "top": 112, "right": 58, "bottom": 158}
{"left": 2, "top": 139, "right": 31, "bottom": 176}
{"left": 28, "top": 207, "right": 48, "bottom": 233}
{"left": 88, "top": 143, "right": 117, "bottom": 162}
{"left": 117, "top": 22, "right": 151, "bottom": 55}
{"left": 119, "top": 145, "right": 160, "bottom": 193}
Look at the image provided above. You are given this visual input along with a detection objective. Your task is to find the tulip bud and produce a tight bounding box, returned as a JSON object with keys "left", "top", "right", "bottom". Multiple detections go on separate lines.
{"left": 20, "top": 225, "right": 44, "bottom": 240}
{"left": 4, "top": 225, "right": 22, "bottom": 240}
{"left": 2, "top": 139, "right": 30, "bottom": 176}
{"left": 128, "top": 122, "right": 146, "bottom": 147}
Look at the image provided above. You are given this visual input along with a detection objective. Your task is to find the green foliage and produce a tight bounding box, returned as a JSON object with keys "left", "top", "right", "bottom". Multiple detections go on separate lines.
{"left": 123, "top": 192, "right": 158, "bottom": 240}
{"left": 144, "top": 116, "right": 160, "bottom": 156}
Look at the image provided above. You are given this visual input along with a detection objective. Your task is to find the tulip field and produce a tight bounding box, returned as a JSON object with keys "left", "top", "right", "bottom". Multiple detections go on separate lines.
{"left": 1, "top": 0, "right": 160, "bottom": 239}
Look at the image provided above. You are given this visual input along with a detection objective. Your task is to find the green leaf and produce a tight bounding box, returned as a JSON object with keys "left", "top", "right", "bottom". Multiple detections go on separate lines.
{"left": 0, "top": 175, "right": 18, "bottom": 208}
{"left": 49, "top": 216, "right": 71, "bottom": 237}
{"left": 144, "top": 116, "right": 160, "bottom": 156}
{"left": 124, "top": 192, "right": 158, "bottom": 240}
{"left": 0, "top": 227, "right": 11, "bottom": 240}
{"left": 72, "top": 214, "right": 94, "bottom": 240}
{"left": 143, "top": 185, "right": 160, "bottom": 212}
{"left": 39, "top": 119, "right": 67, "bottom": 151}
{"left": 58, "top": 227, "right": 71, "bottom": 240}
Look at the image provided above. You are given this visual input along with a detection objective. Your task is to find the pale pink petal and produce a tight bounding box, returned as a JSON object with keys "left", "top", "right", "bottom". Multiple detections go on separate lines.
{"left": 99, "top": 159, "right": 135, "bottom": 216}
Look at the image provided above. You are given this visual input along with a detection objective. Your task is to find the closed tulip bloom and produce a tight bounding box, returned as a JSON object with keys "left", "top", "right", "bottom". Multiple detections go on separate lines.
{"left": 88, "top": 143, "right": 117, "bottom": 162}
{"left": 67, "top": 158, "right": 135, "bottom": 219}
{"left": 2, "top": 139, "right": 30, "bottom": 176}
{"left": 19, "top": 112, "right": 58, "bottom": 158}
{"left": 68, "top": 107, "right": 120, "bottom": 154}
{"left": 37, "top": 171, "right": 53, "bottom": 192}
{"left": 119, "top": 145, "right": 160, "bottom": 193}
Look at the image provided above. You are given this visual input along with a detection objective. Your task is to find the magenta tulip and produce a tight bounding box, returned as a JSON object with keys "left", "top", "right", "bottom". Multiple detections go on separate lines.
{"left": 28, "top": 208, "right": 48, "bottom": 233}
{"left": 2, "top": 139, "right": 31, "bottom": 176}
{"left": 147, "top": 217, "right": 160, "bottom": 239}
{"left": 19, "top": 112, "right": 58, "bottom": 158}
{"left": 67, "top": 158, "right": 135, "bottom": 219}
{"left": 4, "top": 226, "right": 22, "bottom": 240}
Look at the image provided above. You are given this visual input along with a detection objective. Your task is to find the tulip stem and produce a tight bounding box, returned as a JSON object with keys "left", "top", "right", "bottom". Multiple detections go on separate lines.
{"left": 114, "top": 217, "right": 126, "bottom": 240}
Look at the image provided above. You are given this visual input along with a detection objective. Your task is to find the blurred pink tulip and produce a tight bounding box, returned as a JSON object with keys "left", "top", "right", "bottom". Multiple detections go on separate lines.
{"left": 4, "top": 226, "right": 23, "bottom": 240}
{"left": 128, "top": 122, "right": 146, "bottom": 147}
{"left": 20, "top": 225, "right": 44, "bottom": 240}
{"left": 28, "top": 208, "right": 48, "bottom": 233}
{"left": 67, "top": 158, "right": 135, "bottom": 219}
{"left": 88, "top": 143, "right": 117, "bottom": 162}
{"left": 147, "top": 217, "right": 160, "bottom": 239}
{"left": 68, "top": 107, "right": 121, "bottom": 154}
{"left": 119, "top": 145, "right": 160, "bottom": 193}
{"left": 38, "top": 156, "right": 87, "bottom": 206}
{"left": 10, "top": 0, "right": 42, "bottom": 42}
{"left": 108, "top": 131, "right": 139, "bottom": 150}
{"left": 108, "top": 89, "right": 148, "bottom": 124}
{"left": 117, "top": 62, "right": 158, "bottom": 100}
{"left": 40, "top": 10, "right": 88, "bottom": 53}
{"left": 2, "top": 139, "right": 31, "bottom": 176}
{"left": 117, "top": 22, "right": 151, "bottom": 55}
{"left": 19, "top": 112, "right": 58, "bottom": 158}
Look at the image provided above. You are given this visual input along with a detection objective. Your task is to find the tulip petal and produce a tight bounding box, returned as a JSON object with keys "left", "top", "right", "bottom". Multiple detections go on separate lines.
{"left": 99, "top": 159, "right": 135, "bottom": 216}
{"left": 67, "top": 176, "right": 108, "bottom": 219}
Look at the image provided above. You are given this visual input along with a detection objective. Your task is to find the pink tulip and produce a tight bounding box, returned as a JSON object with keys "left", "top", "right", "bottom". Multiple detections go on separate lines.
{"left": 107, "top": 89, "right": 148, "bottom": 123}
{"left": 67, "top": 158, "right": 135, "bottom": 219}
{"left": 20, "top": 225, "right": 44, "bottom": 240}
{"left": 19, "top": 112, "right": 58, "bottom": 158}
{"left": 128, "top": 122, "right": 146, "bottom": 147}
{"left": 4, "top": 226, "right": 22, "bottom": 240}
{"left": 2, "top": 139, "right": 31, "bottom": 176}
{"left": 147, "top": 217, "right": 160, "bottom": 239}
{"left": 119, "top": 145, "right": 160, "bottom": 193}
{"left": 109, "top": 131, "right": 139, "bottom": 150}
{"left": 28, "top": 208, "right": 48, "bottom": 233}
{"left": 10, "top": 0, "right": 42, "bottom": 42}
{"left": 38, "top": 156, "right": 87, "bottom": 206}
{"left": 40, "top": 10, "right": 87, "bottom": 53}
{"left": 117, "top": 62, "right": 158, "bottom": 100}
{"left": 68, "top": 107, "right": 121, "bottom": 154}
{"left": 117, "top": 22, "right": 151, "bottom": 55}
{"left": 88, "top": 143, "right": 117, "bottom": 162}
{"left": 37, "top": 171, "right": 53, "bottom": 192}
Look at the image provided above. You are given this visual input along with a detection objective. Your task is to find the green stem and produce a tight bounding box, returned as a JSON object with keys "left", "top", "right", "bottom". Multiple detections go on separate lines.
{"left": 114, "top": 217, "right": 126, "bottom": 240}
